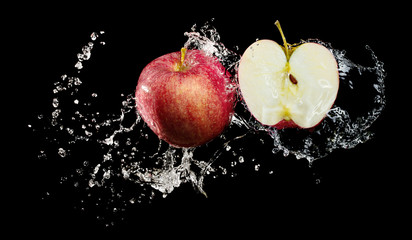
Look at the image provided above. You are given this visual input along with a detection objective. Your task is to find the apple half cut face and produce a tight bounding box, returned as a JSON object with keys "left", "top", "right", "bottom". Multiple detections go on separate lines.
{"left": 238, "top": 25, "right": 339, "bottom": 129}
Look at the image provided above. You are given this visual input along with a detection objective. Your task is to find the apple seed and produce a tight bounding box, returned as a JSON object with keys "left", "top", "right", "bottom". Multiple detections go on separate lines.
{"left": 289, "top": 74, "right": 298, "bottom": 84}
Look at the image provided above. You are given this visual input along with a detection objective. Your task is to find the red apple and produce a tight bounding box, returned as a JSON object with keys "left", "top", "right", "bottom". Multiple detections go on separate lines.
{"left": 238, "top": 21, "right": 339, "bottom": 129}
{"left": 135, "top": 48, "right": 235, "bottom": 148}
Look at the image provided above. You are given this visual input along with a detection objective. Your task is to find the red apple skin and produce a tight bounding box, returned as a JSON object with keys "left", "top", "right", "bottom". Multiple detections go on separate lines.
{"left": 273, "top": 99, "right": 338, "bottom": 130}
{"left": 274, "top": 119, "right": 299, "bottom": 129}
{"left": 135, "top": 50, "right": 235, "bottom": 148}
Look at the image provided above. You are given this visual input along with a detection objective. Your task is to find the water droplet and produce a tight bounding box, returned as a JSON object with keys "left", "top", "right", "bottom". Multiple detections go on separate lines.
{"left": 51, "top": 109, "right": 61, "bottom": 119}
{"left": 283, "top": 149, "right": 290, "bottom": 157}
{"left": 52, "top": 98, "right": 59, "bottom": 108}
{"left": 88, "top": 179, "right": 96, "bottom": 188}
{"left": 85, "top": 130, "right": 93, "bottom": 137}
{"left": 73, "top": 77, "right": 82, "bottom": 86}
{"left": 66, "top": 128, "right": 74, "bottom": 135}
{"left": 238, "top": 156, "right": 244, "bottom": 163}
{"left": 58, "top": 148, "right": 67, "bottom": 158}
{"left": 74, "top": 61, "right": 83, "bottom": 69}
{"left": 103, "top": 153, "right": 112, "bottom": 162}
{"left": 90, "top": 32, "right": 99, "bottom": 41}
{"left": 103, "top": 169, "right": 111, "bottom": 179}
{"left": 122, "top": 168, "right": 130, "bottom": 179}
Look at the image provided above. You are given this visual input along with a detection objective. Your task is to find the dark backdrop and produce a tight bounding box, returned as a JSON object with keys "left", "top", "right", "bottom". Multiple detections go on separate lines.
{"left": 9, "top": 2, "right": 405, "bottom": 237}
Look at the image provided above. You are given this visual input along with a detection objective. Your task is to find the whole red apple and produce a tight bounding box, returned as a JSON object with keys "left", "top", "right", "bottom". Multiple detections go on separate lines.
{"left": 135, "top": 48, "right": 235, "bottom": 148}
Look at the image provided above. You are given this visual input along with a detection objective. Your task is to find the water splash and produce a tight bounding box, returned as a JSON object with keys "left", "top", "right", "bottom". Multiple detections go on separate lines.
{"left": 184, "top": 20, "right": 240, "bottom": 76}
{"left": 263, "top": 41, "right": 386, "bottom": 162}
{"left": 29, "top": 20, "right": 385, "bottom": 226}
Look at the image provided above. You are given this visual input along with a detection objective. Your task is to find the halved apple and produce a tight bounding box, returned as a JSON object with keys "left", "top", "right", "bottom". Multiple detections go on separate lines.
{"left": 238, "top": 21, "right": 339, "bottom": 129}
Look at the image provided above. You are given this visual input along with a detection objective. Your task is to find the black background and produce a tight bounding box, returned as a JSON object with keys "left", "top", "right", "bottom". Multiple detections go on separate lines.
{"left": 9, "top": 2, "right": 406, "bottom": 237}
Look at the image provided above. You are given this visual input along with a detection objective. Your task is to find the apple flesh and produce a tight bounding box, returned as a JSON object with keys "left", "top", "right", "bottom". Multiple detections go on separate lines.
{"left": 238, "top": 21, "right": 339, "bottom": 129}
{"left": 135, "top": 48, "right": 235, "bottom": 148}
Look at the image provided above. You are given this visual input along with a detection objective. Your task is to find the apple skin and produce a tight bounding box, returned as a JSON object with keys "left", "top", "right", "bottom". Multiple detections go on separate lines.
{"left": 274, "top": 119, "right": 299, "bottom": 129}
{"left": 135, "top": 49, "right": 235, "bottom": 148}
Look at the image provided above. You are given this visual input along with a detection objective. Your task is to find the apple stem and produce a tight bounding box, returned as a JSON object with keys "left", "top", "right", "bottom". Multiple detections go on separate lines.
{"left": 178, "top": 47, "right": 187, "bottom": 71}
{"left": 275, "top": 20, "right": 290, "bottom": 60}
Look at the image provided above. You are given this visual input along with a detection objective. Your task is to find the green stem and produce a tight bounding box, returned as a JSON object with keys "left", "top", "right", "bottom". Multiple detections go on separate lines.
{"left": 275, "top": 20, "right": 290, "bottom": 61}
{"left": 178, "top": 47, "right": 187, "bottom": 71}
